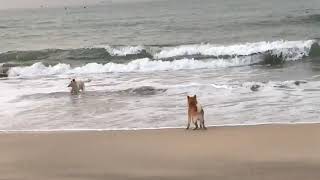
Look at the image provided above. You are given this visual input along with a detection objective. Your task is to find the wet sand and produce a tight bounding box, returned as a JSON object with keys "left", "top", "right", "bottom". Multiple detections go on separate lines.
{"left": 1, "top": 124, "right": 320, "bottom": 180}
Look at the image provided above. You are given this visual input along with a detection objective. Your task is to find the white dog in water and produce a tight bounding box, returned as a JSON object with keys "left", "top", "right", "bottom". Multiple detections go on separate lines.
{"left": 68, "top": 79, "right": 85, "bottom": 95}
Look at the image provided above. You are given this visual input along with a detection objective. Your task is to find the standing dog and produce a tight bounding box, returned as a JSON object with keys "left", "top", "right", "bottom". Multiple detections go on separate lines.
{"left": 68, "top": 79, "right": 85, "bottom": 95}
{"left": 187, "top": 95, "right": 206, "bottom": 130}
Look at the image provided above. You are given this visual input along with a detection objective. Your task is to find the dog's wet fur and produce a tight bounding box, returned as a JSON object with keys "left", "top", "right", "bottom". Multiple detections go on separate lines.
{"left": 68, "top": 79, "right": 85, "bottom": 95}
{"left": 187, "top": 95, "right": 206, "bottom": 130}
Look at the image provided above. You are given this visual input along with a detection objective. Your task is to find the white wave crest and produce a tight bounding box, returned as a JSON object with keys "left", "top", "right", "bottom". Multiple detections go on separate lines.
{"left": 99, "top": 45, "right": 145, "bottom": 56}
{"left": 8, "top": 57, "right": 258, "bottom": 77}
{"left": 8, "top": 63, "right": 71, "bottom": 77}
{"left": 155, "top": 40, "right": 315, "bottom": 60}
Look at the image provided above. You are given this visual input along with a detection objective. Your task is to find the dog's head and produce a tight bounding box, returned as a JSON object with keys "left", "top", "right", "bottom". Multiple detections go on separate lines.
{"left": 187, "top": 95, "right": 197, "bottom": 106}
{"left": 68, "top": 79, "right": 76, "bottom": 87}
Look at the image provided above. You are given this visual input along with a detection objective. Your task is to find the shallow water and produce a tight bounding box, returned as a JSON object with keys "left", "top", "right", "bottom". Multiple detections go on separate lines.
{"left": 0, "top": 0, "right": 320, "bottom": 131}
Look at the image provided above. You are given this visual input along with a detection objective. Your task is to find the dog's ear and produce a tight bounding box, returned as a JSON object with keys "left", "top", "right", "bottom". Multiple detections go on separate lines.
{"left": 194, "top": 95, "right": 197, "bottom": 98}
{"left": 187, "top": 95, "right": 190, "bottom": 99}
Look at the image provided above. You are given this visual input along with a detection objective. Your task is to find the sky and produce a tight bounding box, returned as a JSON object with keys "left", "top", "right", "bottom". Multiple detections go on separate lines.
{"left": 0, "top": 0, "right": 137, "bottom": 9}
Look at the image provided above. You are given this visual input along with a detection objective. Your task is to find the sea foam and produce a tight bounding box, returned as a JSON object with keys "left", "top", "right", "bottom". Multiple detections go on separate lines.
{"left": 154, "top": 40, "right": 315, "bottom": 60}
{"left": 8, "top": 57, "right": 258, "bottom": 77}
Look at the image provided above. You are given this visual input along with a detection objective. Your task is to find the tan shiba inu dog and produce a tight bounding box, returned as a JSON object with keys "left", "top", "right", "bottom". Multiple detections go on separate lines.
{"left": 187, "top": 95, "right": 206, "bottom": 130}
{"left": 68, "top": 79, "right": 85, "bottom": 95}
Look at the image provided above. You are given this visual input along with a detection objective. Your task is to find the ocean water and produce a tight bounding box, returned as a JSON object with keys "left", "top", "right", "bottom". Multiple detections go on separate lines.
{"left": 0, "top": 0, "right": 320, "bottom": 131}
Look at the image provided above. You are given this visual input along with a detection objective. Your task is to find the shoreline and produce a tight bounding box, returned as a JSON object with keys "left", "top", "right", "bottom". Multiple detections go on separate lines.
{"left": 1, "top": 121, "right": 320, "bottom": 133}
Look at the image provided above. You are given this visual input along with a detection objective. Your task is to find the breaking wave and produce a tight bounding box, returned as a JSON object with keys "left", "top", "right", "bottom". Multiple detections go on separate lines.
{"left": 154, "top": 40, "right": 315, "bottom": 60}
{"left": 4, "top": 39, "right": 320, "bottom": 77}
{"left": 1, "top": 40, "right": 318, "bottom": 63}
{"left": 101, "top": 45, "right": 145, "bottom": 56}
{"left": 8, "top": 57, "right": 258, "bottom": 77}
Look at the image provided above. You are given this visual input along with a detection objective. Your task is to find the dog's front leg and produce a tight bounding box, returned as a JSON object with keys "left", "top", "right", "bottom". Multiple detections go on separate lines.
{"left": 202, "top": 123, "right": 207, "bottom": 130}
{"left": 201, "top": 111, "right": 207, "bottom": 130}
{"left": 193, "top": 121, "right": 198, "bottom": 130}
{"left": 202, "top": 119, "right": 207, "bottom": 130}
{"left": 186, "top": 113, "right": 191, "bottom": 130}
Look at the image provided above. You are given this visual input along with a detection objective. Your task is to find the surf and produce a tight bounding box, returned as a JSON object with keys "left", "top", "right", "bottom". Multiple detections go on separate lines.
{"left": 2, "top": 39, "right": 320, "bottom": 78}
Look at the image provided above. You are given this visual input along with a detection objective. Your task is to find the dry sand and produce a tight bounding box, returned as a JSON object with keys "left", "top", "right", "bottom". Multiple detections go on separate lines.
{"left": 1, "top": 124, "right": 320, "bottom": 180}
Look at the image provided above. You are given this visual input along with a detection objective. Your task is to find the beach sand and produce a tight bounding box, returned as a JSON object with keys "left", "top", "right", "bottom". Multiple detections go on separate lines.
{"left": 1, "top": 124, "right": 320, "bottom": 180}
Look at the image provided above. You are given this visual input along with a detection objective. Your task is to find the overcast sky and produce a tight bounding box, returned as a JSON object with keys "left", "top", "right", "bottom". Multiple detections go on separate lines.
{"left": 0, "top": 0, "right": 143, "bottom": 9}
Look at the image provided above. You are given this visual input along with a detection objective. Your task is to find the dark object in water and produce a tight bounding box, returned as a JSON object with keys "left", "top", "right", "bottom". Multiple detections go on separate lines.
{"left": 0, "top": 73, "right": 8, "bottom": 78}
{"left": 263, "top": 52, "right": 285, "bottom": 65}
{"left": 0, "top": 63, "right": 18, "bottom": 77}
{"left": 274, "top": 84, "right": 290, "bottom": 89}
{"left": 126, "top": 86, "right": 167, "bottom": 96}
{"left": 294, "top": 80, "right": 307, "bottom": 86}
{"left": 250, "top": 84, "right": 260, "bottom": 91}
{"left": 309, "top": 43, "right": 320, "bottom": 57}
